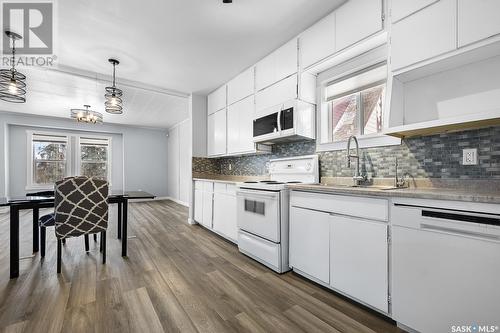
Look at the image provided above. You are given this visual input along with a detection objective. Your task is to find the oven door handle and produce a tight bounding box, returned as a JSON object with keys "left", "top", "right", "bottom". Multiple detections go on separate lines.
{"left": 236, "top": 190, "right": 279, "bottom": 200}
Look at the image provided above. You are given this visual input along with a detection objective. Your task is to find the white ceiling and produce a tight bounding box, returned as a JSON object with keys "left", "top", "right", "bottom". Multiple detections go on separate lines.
{"left": 1, "top": 0, "right": 346, "bottom": 128}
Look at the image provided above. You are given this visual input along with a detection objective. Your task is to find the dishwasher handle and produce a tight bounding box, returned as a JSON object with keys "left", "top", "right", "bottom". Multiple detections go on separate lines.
{"left": 421, "top": 210, "right": 500, "bottom": 227}
{"left": 420, "top": 223, "right": 500, "bottom": 241}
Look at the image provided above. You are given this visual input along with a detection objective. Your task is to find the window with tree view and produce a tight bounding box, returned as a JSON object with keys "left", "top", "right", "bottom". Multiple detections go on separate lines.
{"left": 32, "top": 134, "right": 68, "bottom": 185}
{"left": 321, "top": 64, "right": 387, "bottom": 144}
{"left": 79, "top": 138, "right": 110, "bottom": 181}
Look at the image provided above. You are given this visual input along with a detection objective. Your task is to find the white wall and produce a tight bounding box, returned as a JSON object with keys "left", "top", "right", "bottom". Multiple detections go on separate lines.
{"left": 167, "top": 118, "right": 191, "bottom": 205}
{"left": 0, "top": 111, "right": 169, "bottom": 198}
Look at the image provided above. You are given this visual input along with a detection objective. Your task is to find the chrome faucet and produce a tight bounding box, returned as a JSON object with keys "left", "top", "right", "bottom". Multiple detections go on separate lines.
{"left": 394, "top": 157, "right": 408, "bottom": 188}
{"left": 346, "top": 135, "right": 365, "bottom": 185}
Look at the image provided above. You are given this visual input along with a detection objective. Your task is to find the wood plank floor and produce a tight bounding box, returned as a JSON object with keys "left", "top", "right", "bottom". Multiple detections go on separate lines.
{"left": 0, "top": 200, "right": 405, "bottom": 333}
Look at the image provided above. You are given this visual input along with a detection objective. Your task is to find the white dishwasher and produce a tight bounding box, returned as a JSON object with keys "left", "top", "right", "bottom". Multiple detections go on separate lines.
{"left": 391, "top": 203, "right": 500, "bottom": 333}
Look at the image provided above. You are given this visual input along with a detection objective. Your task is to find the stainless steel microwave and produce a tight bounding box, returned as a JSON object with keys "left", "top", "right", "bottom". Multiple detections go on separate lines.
{"left": 253, "top": 99, "right": 315, "bottom": 144}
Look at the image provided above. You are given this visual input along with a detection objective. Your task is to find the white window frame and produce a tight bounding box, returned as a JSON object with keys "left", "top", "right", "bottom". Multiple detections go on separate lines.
{"left": 26, "top": 131, "right": 113, "bottom": 190}
{"left": 316, "top": 48, "right": 401, "bottom": 152}
{"left": 26, "top": 130, "right": 71, "bottom": 190}
{"left": 76, "top": 135, "right": 112, "bottom": 185}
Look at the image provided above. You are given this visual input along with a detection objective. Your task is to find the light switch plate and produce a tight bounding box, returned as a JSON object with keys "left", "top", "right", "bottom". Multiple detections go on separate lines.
{"left": 462, "top": 148, "right": 478, "bottom": 165}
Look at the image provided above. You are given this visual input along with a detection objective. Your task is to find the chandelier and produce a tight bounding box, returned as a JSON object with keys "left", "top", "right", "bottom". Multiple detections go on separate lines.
{"left": 70, "top": 105, "right": 103, "bottom": 124}
{"left": 0, "top": 31, "right": 26, "bottom": 103}
{"left": 104, "top": 58, "right": 123, "bottom": 114}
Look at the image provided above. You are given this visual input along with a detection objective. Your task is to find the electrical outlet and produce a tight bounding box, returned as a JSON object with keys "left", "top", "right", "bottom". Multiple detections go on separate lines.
{"left": 228, "top": 163, "right": 232, "bottom": 171}
{"left": 462, "top": 148, "right": 478, "bottom": 166}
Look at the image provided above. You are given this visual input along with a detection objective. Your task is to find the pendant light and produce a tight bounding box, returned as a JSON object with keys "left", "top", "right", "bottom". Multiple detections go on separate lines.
{"left": 0, "top": 31, "right": 26, "bottom": 103}
{"left": 70, "top": 105, "right": 103, "bottom": 124}
{"left": 104, "top": 58, "right": 123, "bottom": 114}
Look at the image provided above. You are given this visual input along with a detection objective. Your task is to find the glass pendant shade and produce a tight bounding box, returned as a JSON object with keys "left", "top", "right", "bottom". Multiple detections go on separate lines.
{"left": 105, "top": 59, "right": 123, "bottom": 114}
{"left": 70, "top": 105, "right": 103, "bottom": 124}
{"left": 0, "top": 31, "right": 26, "bottom": 103}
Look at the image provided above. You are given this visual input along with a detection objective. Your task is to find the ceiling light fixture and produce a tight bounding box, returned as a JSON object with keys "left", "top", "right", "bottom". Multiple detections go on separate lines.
{"left": 0, "top": 30, "right": 27, "bottom": 103}
{"left": 70, "top": 105, "right": 103, "bottom": 124}
{"left": 105, "top": 58, "right": 123, "bottom": 114}
{"left": 223, "top": 0, "right": 232, "bottom": 3}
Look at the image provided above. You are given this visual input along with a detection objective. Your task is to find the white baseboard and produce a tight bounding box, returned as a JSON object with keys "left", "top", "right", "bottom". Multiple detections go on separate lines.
{"left": 188, "top": 217, "right": 197, "bottom": 225}
{"left": 164, "top": 197, "right": 189, "bottom": 207}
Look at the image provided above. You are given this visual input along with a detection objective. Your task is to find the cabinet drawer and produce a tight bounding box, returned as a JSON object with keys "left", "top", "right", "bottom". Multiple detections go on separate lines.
{"left": 290, "top": 190, "right": 388, "bottom": 221}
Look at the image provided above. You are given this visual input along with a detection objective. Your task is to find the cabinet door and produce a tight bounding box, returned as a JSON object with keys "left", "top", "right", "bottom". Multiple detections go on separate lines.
{"left": 255, "top": 74, "right": 297, "bottom": 115}
{"left": 227, "top": 95, "right": 255, "bottom": 154}
{"left": 213, "top": 193, "right": 238, "bottom": 242}
{"left": 208, "top": 85, "right": 226, "bottom": 115}
{"left": 391, "top": 0, "right": 438, "bottom": 23}
{"left": 207, "top": 109, "right": 227, "bottom": 156}
{"left": 201, "top": 190, "right": 213, "bottom": 228}
{"left": 289, "top": 207, "right": 330, "bottom": 284}
{"left": 194, "top": 189, "right": 203, "bottom": 223}
{"left": 227, "top": 67, "right": 254, "bottom": 105}
{"left": 300, "top": 12, "right": 335, "bottom": 69}
{"left": 330, "top": 215, "right": 388, "bottom": 312}
{"left": 335, "top": 0, "right": 383, "bottom": 52}
{"left": 391, "top": 0, "right": 457, "bottom": 71}
{"left": 256, "top": 39, "right": 298, "bottom": 91}
{"left": 458, "top": 0, "right": 500, "bottom": 47}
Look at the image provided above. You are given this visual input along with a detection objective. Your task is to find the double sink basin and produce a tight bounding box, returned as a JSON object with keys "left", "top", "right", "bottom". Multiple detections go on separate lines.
{"left": 317, "top": 183, "right": 404, "bottom": 191}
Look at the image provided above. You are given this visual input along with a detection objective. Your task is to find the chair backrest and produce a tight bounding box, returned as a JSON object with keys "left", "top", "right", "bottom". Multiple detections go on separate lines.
{"left": 54, "top": 176, "right": 109, "bottom": 239}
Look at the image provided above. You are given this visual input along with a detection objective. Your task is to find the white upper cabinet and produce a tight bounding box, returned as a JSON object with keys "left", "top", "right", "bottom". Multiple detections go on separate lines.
{"left": 207, "top": 109, "right": 226, "bottom": 157}
{"left": 255, "top": 39, "right": 298, "bottom": 91}
{"left": 390, "top": 0, "right": 438, "bottom": 23}
{"left": 335, "top": 0, "right": 384, "bottom": 52}
{"left": 227, "top": 95, "right": 255, "bottom": 154}
{"left": 227, "top": 67, "right": 255, "bottom": 105}
{"left": 299, "top": 12, "right": 335, "bottom": 69}
{"left": 255, "top": 74, "right": 298, "bottom": 116}
{"left": 390, "top": 0, "right": 456, "bottom": 71}
{"left": 207, "top": 85, "right": 226, "bottom": 115}
{"left": 458, "top": 0, "right": 500, "bottom": 47}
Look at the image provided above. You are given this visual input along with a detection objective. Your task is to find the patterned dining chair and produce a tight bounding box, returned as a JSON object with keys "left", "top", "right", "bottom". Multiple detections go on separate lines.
{"left": 52, "top": 176, "right": 109, "bottom": 273}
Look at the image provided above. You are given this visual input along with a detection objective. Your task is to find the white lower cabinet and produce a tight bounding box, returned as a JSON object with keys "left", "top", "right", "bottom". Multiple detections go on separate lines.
{"left": 289, "top": 190, "right": 389, "bottom": 313}
{"left": 330, "top": 215, "right": 388, "bottom": 313}
{"left": 289, "top": 206, "right": 330, "bottom": 284}
{"left": 213, "top": 187, "right": 238, "bottom": 242}
{"left": 194, "top": 189, "right": 203, "bottom": 223}
{"left": 194, "top": 181, "right": 238, "bottom": 243}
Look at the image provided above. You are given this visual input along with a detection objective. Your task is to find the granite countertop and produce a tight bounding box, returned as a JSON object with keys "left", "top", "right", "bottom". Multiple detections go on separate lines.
{"left": 287, "top": 183, "right": 500, "bottom": 204}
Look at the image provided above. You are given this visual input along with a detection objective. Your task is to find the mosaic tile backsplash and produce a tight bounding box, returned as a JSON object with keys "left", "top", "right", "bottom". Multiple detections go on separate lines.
{"left": 192, "top": 126, "right": 500, "bottom": 180}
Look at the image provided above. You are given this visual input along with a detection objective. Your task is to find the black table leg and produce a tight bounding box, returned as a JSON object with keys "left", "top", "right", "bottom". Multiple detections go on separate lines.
{"left": 117, "top": 202, "right": 122, "bottom": 239}
{"left": 10, "top": 205, "right": 20, "bottom": 279}
{"left": 121, "top": 199, "right": 128, "bottom": 257}
{"left": 32, "top": 207, "right": 39, "bottom": 253}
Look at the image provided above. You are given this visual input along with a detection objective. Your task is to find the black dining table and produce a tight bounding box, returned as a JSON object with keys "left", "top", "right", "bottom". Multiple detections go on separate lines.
{"left": 0, "top": 190, "right": 155, "bottom": 279}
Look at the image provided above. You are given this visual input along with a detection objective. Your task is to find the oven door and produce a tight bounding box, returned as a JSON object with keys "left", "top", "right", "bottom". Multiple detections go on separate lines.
{"left": 236, "top": 189, "right": 281, "bottom": 243}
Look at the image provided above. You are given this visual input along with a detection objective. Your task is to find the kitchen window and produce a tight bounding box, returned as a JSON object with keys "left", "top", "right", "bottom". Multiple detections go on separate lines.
{"left": 27, "top": 131, "right": 112, "bottom": 189}
{"left": 317, "top": 59, "right": 400, "bottom": 151}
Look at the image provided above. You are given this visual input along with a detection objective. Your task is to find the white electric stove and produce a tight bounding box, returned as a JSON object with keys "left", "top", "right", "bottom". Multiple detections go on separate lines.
{"left": 236, "top": 155, "right": 319, "bottom": 273}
